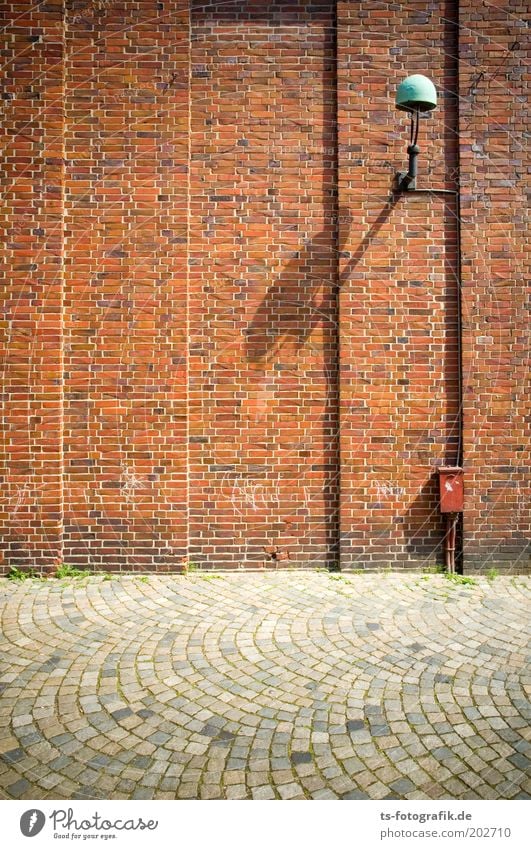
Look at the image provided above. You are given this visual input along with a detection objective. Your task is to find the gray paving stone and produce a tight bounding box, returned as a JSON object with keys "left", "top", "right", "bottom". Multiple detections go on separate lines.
{"left": 390, "top": 778, "right": 416, "bottom": 795}
{"left": 6, "top": 778, "right": 30, "bottom": 797}
{"left": 290, "top": 751, "right": 312, "bottom": 765}
{"left": 252, "top": 785, "right": 276, "bottom": 800}
{"left": 342, "top": 789, "right": 369, "bottom": 799}
{"left": 0, "top": 748, "right": 24, "bottom": 764}
{"left": 508, "top": 753, "right": 530, "bottom": 771}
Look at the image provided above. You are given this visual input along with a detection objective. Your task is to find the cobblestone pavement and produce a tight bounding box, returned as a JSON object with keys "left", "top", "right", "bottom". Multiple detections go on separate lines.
{"left": 0, "top": 573, "right": 529, "bottom": 800}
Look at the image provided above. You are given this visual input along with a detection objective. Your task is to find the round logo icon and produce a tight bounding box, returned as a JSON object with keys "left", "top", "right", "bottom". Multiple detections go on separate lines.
{"left": 20, "top": 810, "right": 46, "bottom": 837}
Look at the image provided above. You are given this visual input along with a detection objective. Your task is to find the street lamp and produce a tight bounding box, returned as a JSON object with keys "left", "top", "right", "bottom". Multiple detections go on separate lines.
{"left": 395, "top": 74, "right": 437, "bottom": 191}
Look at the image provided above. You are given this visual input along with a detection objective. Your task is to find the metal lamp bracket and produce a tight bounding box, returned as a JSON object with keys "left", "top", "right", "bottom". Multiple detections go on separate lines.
{"left": 396, "top": 110, "right": 420, "bottom": 191}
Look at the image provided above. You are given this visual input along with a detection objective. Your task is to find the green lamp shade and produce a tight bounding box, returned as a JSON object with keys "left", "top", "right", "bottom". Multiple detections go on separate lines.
{"left": 396, "top": 74, "right": 437, "bottom": 112}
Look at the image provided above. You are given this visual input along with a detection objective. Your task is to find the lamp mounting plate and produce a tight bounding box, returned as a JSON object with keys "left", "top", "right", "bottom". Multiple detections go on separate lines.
{"left": 396, "top": 171, "right": 416, "bottom": 191}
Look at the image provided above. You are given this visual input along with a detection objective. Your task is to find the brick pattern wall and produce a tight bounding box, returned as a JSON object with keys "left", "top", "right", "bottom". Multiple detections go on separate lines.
{"left": 188, "top": 0, "right": 338, "bottom": 568}
{"left": 0, "top": 1, "right": 529, "bottom": 574}
{"left": 459, "top": 0, "right": 530, "bottom": 571}
{"left": 0, "top": 1, "right": 65, "bottom": 570}
{"left": 61, "top": 0, "right": 189, "bottom": 569}
{"left": 337, "top": 0, "right": 461, "bottom": 569}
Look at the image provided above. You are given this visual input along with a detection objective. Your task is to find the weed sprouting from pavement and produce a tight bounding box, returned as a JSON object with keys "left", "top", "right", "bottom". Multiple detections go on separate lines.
{"left": 444, "top": 573, "right": 476, "bottom": 587}
{"left": 55, "top": 564, "right": 91, "bottom": 579}
{"left": 6, "top": 566, "right": 41, "bottom": 582}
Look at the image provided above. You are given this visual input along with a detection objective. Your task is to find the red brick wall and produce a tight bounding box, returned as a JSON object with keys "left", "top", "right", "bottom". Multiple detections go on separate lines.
{"left": 458, "top": 0, "right": 530, "bottom": 572}
{"left": 62, "top": 1, "right": 189, "bottom": 569}
{"left": 0, "top": 1, "right": 64, "bottom": 569}
{"left": 1, "top": 1, "right": 529, "bottom": 574}
{"left": 337, "top": 0, "right": 461, "bottom": 569}
{"left": 188, "top": 1, "right": 338, "bottom": 568}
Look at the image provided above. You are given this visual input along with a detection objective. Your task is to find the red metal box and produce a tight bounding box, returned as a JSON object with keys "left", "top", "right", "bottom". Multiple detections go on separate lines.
{"left": 438, "top": 466, "right": 464, "bottom": 513}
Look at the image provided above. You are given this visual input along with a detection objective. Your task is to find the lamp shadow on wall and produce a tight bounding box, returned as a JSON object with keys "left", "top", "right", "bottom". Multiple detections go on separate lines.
{"left": 244, "top": 197, "right": 400, "bottom": 367}
{"left": 244, "top": 226, "right": 338, "bottom": 367}
{"left": 225, "top": 0, "right": 340, "bottom": 565}
{"left": 338, "top": 194, "right": 401, "bottom": 284}
{"left": 243, "top": 195, "right": 400, "bottom": 567}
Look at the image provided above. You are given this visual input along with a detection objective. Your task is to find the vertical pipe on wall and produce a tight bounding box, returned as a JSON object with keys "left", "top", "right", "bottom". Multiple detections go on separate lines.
{"left": 453, "top": 0, "right": 464, "bottom": 571}
{"left": 332, "top": 0, "right": 341, "bottom": 569}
